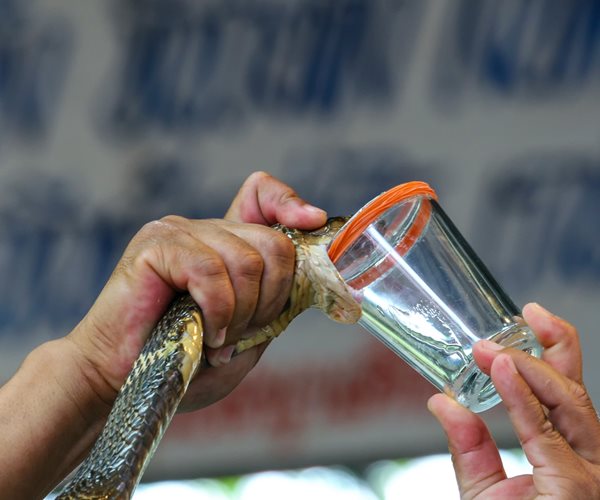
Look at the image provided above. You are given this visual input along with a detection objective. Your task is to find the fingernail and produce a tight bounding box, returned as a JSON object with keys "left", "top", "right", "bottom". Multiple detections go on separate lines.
{"left": 212, "top": 328, "right": 226, "bottom": 348}
{"left": 219, "top": 345, "right": 236, "bottom": 364}
{"left": 426, "top": 395, "right": 438, "bottom": 414}
{"left": 478, "top": 339, "right": 504, "bottom": 352}
{"left": 529, "top": 302, "right": 563, "bottom": 321}
{"left": 530, "top": 302, "right": 552, "bottom": 316}
{"left": 527, "top": 302, "right": 565, "bottom": 328}
{"left": 304, "top": 204, "right": 327, "bottom": 217}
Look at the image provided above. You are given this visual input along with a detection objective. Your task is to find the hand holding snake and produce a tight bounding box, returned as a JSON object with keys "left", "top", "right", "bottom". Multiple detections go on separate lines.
{"left": 0, "top": 172, "right": 349, "bottom": 499}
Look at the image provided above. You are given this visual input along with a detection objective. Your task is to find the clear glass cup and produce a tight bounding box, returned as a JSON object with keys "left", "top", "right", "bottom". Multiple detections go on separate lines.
{"left": 328, "top": 182, "right": 542, "bottom": 412}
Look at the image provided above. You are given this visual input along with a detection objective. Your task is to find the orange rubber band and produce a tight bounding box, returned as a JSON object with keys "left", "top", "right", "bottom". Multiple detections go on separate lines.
{"left": 327, "top": 181, "right": 438, "bottom": 264}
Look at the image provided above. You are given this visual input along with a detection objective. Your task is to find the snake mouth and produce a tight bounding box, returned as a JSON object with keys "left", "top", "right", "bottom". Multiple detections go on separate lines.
{"left": 332, "top": 309, "right": 359, "bottom": 323}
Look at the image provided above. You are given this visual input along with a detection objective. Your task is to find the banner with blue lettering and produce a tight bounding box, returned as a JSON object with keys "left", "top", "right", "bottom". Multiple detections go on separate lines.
{"left": 0, "top": 0, "right": 598, "bottom": 481}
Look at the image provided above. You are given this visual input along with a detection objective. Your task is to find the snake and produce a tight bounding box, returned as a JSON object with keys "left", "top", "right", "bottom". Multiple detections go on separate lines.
{"left": 55, "top": 217, "right": 362, "bottom": 499}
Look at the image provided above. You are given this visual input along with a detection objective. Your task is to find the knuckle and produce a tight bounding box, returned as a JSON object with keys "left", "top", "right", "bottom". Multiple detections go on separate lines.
{"left": 205, "top": 289, "right": 235, "bottom": 321}
{"left": 191, "top": 264, "right": 235, "bottom": 322}
{"left": 251, "top": 233, "right": 296, "bottom": 325}
{"left": 135, "top": 244, "right": 164, "bottom": 268}
{"left": 159, "top": 214, "right": 189, "bottom": 228}
{"left": 119, "top": 223, "right": 174, "bottom": 274}
{"left": 245, "top": 170, "right": 271, "bottom": 187}
{"left": 194, "top": 252, "right": 228, "bottom": 279}
{"left": 277, "top": 186, "right": 300, "bottom": 206}
{"left": 538, "top": 415, "right": 556, "bottom": 437}
{"left": 236, "top": 249, "right": 264, "bottom": 282}
{"left": 135, "top": 218, "right": 179, "bottom": 242}
{"left": 569, "top": 380, "right": 592, "bottom": 407}
{"left": 132, "top": 215, "right": 190, "bottom": 246}
{"left": 562, "top": 321, "right": 579, "bottom": 345}
{"left": 245, "top": 171, "right": 298, "bottom": 207}
{"left": 264, "top": 229, "right": 295, "bottom": 263}
{"left": 261, "top": 232, "right": 296, "bottom": 290}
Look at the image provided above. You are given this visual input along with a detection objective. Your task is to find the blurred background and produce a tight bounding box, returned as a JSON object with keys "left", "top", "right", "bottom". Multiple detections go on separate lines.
{"left": 0, "top": 0, "right": 598, "bottom": 498}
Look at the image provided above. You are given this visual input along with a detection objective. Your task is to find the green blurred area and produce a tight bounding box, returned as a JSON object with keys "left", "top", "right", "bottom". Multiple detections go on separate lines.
{"left": 125, "top": 449, "right": 531, "bottom": 500}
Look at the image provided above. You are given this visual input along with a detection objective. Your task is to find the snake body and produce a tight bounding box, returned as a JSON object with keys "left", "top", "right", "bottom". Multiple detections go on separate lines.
{"left": 56, "top": 217, "right": 361, "bottom": 499}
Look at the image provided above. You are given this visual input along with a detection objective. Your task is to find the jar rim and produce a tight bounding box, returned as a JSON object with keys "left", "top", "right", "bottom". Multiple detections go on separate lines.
{"left": 327, "top": 181, "right": 438, "bottom": 263}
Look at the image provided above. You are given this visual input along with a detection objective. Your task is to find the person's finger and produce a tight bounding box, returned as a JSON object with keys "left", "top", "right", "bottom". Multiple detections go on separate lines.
{"left": 128, "top": 218, "right": 243, "bottom": 350}
{"left": 180, "top": 342, "right": 269, "bottom": 411}
{"left": 163, "top": 217, "right": 296, "bottom": 337}
{"left": 473, "top": 304, "right": 582, "bottom": 385}
{"left": 204, "top": 344, "right": 237, "bottom": 368}
{"left": 427, "top": 393, "right": 508, "bottom": 498}
{"left": 482, "top": 344, "right": 600, "bottom": 464}
{"left": 224, "top": 223, "right": 296, "bottom": 328}
{"left": 489, "top": 353, "right": 580, "bottom": 494}
{"left": 522, "top": 302, "right": 582, "bottom": 383}
{"left": 159, "top": 217, "right": 269, "bottom": 343}
{"left": 225, "top": 171, "right": 327, "bottom": 229}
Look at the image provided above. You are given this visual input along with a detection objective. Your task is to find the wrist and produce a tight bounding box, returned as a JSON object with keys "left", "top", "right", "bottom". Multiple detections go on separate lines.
{"left": 0, "top": 337, "right": 113, "bottom": 497}
{"left": 46, "top": 336, "right": 115, "bottom": 436}
{"left": 26, "top": 338, "right": 113, "bottom": 476}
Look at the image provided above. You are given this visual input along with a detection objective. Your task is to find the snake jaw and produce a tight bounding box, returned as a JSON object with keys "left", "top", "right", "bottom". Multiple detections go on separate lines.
{"left": 304, "top": 244, "right": 361, "bottom": 325}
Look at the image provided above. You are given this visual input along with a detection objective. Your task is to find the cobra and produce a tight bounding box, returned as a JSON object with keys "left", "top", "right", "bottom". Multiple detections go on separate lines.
{"left": 56, "top": 217, "right": 362, "bottom": 499}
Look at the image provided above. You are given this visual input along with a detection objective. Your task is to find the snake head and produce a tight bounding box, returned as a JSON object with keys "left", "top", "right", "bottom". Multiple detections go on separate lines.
{"left": 303, "top": 244, "right": 362, "bottom": 325}
{"left": 286, "top": 215, "right": 361, "bottom": 324}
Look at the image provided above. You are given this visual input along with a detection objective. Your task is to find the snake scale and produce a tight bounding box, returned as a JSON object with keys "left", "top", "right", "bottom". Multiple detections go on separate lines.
{"left": 56, "top": 217, "right": 362, "bottom": 499}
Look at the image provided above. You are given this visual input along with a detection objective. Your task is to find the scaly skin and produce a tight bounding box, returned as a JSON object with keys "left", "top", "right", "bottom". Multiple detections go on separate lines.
{"left": 235, "top": 217, "right": 361, "bottom": 353}
{"left": 56, "top": 217, "right": 361, "bottom": 499}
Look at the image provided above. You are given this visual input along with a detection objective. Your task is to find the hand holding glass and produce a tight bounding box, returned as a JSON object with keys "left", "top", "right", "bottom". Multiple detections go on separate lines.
{"left": 328, "top": 183, "right": 542, "bottom": 412}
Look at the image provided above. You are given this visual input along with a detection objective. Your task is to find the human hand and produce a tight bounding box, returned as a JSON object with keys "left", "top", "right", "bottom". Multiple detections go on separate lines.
{"left": 67, "top": 171, "right": 327, "bottom": 413}
{"left": 428, "top": 303, "right": 600, "bottom": 499}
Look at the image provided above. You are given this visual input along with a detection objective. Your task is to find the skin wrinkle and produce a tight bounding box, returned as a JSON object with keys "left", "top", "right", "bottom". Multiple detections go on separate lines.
{"left": 222, "top": 244, "right": 264, "bottom": 327}
{"left": 491, "top": 355, "right": 552, "bottom": 463}
{"left": 252, "top": 171, "right": 303, "bottom": 225}
{"left": 538, "top": 465, "right": 598, "bottom": 499}
{"left": 551, "top": 389, "right": 599, "bottom": 462}
{"left": 253, "top": 175, "right": 266, "bottom": 222}
{"left": 227, "top": 172, "right": 269, "bottom": 224}
{"left": 74, "top": 312, "right": 137, "bottom": 395}
{"left": 233, "top": 228, "right": 295, "bottom": 327}
{"left": 428, "top": 395, "right": 507, "bottom": 499}
{"left": 65, "top": 335, "right": 116, "bottom": 411}
{"left": 51, "top": 370, "right": 96, "bottom": 475}
{"left": 525, "top": 304, "right": 582, "bottom": 383}
{"left": 505, "top": 349, "right": 596, "bottom": 457}
{"left": 565, "top": 378, "right": 591, "bottom": 407}
{"left": 215, "top": 232, "right": 289, "bottom": 352}
{"left": 22, "top": 341, "right": 110, "bottom": 496}
{"left": 221, "top": 224, "right": 295, "bottom": 332}
{"left": 451, "top": 439, "right": 500, "bottom": 471}
{"left": 461, "top": 466, "right": 506, "bottom": 500}
{"left": 141, "top": 233, "right": 235, "bottom": 348}
{"left": 251, "top": 172, "right": 277, "bottom": 219}
{"left": 252, "top": 267, "right": 293, "bottom": 327}
{"left": 504, "top": 383, "right": 571, "bottom": 474}
{"left": 0, "top": 172, "right": 338, "bottom": 499}
{"left": 122, "top": 259, "right": 173, "bottom": 371}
